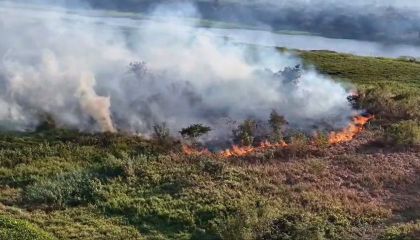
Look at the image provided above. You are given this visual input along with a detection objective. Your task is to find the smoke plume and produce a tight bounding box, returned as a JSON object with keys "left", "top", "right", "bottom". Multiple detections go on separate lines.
{"left": 0, "top": 1, "right": 357, "bottom": 143}
{"left": 78, "top": 72, "right": 115, "bottom": 133}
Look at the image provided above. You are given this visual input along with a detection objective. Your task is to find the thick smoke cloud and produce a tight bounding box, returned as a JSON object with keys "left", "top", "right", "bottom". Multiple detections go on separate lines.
{"left": 0, "top": 1, "right": 356, "bottom": 143}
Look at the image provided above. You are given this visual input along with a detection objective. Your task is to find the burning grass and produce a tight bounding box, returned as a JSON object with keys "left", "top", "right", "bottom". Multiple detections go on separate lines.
{"left": 183, "top": 114, "right": 375, "bottom": 158}
{"left": 328, "top": 115, "right": 374, "bottom": 144}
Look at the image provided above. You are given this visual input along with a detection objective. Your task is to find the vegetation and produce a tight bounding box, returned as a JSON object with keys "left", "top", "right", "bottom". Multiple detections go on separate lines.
{"left": 180, "top": 124, "right": 212, "bottom": 140}
{"left": 379, "top": 222, "right": 420, "bottom": 240}
{"left": 0, "top": 215, "right": 54, "bottom": 240}
{"left": 385, "top": 120, "right": 420, "bottom": 147}
{"left": 0, "top": 50, "right": 419, "bottom": 239}
{"left": 233, "top": 120, "right": 257, "bottom": 146}
{"left": 268, "top": 110, "right": 288, "bottom": 143}
{"left": 0, "top": 132, "right": 395, "bottom": 239}
{"left": 300, "top": 50, "right": 420, "bottom": 147}
{"left": 153, "top": 122, "right": 174, "bottom": 150}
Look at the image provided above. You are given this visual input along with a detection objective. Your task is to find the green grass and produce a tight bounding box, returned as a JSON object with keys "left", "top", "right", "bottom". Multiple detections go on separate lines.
{"left": 0, "top": 51, "right": 419, "bottom": 239}
{"left": 0, "top": 131, "right": 389, "bottom": 239}
{"left": 300, "top": 50, "right": 420, "bottom": 124}
{"left": 299, "top": 51, "right": 420, "bottom": 88}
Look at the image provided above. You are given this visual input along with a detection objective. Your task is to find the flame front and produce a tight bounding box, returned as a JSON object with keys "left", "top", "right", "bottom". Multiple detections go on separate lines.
{"left": 220, "top": 141, "right": 288, "bottom": 157}
{"left": 182, "top": 145, "right": 211, "bottom": 155}
{"left": 183, "top": 115, "right": 374, "bottom": 158}
{"left": 328, "top": 115, "right": 374, "bottom": 144}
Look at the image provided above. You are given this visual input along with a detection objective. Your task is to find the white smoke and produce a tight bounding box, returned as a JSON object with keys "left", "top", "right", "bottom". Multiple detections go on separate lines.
{"left": 0, "top": 1, "right": 356, "bottom": 142}
{"left": 78, "top": 72, "right": 115, "bottom": 133}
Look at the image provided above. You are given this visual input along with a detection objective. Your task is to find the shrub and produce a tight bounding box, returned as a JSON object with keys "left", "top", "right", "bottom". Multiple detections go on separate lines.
{"left": 359, "top": 86, "right": 420, "bottom": 120}
{"left": 24, "top": 171, "right": 98, "bottom": 208}
{"left": 379, "top": 222, "right": 420, "bottom": 240}
{"left": 269, "top": 110, "right": 287, "bottom": 143}
{"left": 153, "top": 122, "right": 171, "bottom": 144}
{"left": 312, "top": 132, "right": 330, "bottom": 152}
{"left": 96, "top": 154, "right": 132, "bottom": 178}
{"left": 359, "top": 87, "right": 399, "bottom": 118}
{"left": 152, "top": 122, "right": 181, "bottom": 154}
{"left": 199, "top": 158, "right": 225, "bottom": 177}
{"left": 287, "top": 133, "right": 310, "bottom": 158}
{"left": 385, "top": 120, "right": 420, "bottom": 146}
{"left": 233, "top": 120, "right": 257, "bottom": 146}
{"left": 0, "top": 215, "right": 55, "bottom": 240}
{"left": 212, "top": 203, "right": 277, "bottom": 240}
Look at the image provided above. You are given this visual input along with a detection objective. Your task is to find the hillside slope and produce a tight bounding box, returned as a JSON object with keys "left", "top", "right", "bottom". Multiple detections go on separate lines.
{"left": 0, "top": 51, "right": 419, "bottom": 240}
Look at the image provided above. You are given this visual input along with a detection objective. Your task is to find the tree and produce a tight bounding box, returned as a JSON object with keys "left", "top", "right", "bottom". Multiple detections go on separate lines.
{"left": 180, "top": 124, "right": 212, "bottom": 140}
{"left": 269, "top": 110, "right": 287, "bottom": 142}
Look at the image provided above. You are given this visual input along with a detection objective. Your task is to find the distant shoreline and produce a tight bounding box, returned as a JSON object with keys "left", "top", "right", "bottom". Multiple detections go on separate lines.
{"left": 2, "top": 1, "right": 420, "bottom": 59}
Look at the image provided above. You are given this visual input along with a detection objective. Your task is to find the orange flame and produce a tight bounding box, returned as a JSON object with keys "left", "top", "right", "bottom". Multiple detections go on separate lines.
{"left": 219, "top": 140, "right": 288, "bottom": 158}
{"left": 220, "top": 145, "right": 254, "bottom": 158}
{"left": 328, "top": 115, "right": 374, "bottom": 144}
{"left": 182, "top": 145, "right": 211, "bottom": 155}
{"left": 183, "top": 115, "right": 374, "bottom": 157}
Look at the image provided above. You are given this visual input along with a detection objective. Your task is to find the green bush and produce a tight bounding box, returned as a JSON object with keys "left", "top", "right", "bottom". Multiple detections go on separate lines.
{"left": 24, "top": 171, "right": 98, "bottom": 208}
{"left": 212, "top": 203, "right": 277, "bottom": 240}
{"left": 385, "top": 120, "right": 420, "bottom": 146}
{"left": 0, "top": 215, "right": 54, "bottom": 240}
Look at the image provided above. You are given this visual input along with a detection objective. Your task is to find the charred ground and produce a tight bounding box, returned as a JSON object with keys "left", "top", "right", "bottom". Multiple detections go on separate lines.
{"left": 0, "top": 50, "right": 419, "bottom": 240}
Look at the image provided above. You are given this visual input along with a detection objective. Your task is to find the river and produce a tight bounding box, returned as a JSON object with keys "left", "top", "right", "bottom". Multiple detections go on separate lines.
{"left": 1, "top": 1, "right": 420, "bottom": 58}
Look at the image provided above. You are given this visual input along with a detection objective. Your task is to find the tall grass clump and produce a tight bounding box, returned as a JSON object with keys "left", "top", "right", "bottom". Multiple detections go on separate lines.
{"left": 385, "top": 120, "right": 420, "bottom": 147}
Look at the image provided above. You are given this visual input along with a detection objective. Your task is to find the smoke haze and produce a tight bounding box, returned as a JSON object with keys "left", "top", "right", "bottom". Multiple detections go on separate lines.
{"left": 7, "top": 0, "right": 420, "bottom": 45}
{"left": 0, "top": 1, "right": 357, "bottom": 143}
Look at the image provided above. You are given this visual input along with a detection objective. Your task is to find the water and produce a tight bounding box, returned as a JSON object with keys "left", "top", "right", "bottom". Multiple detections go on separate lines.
{"left": 1, "top": 1, "right": 420, "bottom": 58}
{"left": 207, "top": 28, "right": 420, "bottom": 58}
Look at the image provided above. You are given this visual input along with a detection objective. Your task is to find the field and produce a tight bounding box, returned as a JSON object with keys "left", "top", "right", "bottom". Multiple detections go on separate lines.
{"left": 0, "top": 50, "right": 419, "bottom": 240}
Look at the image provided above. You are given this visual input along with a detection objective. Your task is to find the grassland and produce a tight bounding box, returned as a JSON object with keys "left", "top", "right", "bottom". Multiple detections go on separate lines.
{"left": 300, "top": 51, "right": 420, "bottom": 88}
{"left": 0, "top": 51, "right": 419, "bottom": 240}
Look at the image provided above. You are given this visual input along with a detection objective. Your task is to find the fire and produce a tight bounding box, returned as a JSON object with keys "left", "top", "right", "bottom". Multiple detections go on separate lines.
{"left": 220, "top": 141, "right": 288, "bottom": 158}
{"left": 220, "top": 145, "right": 254, "bottom": 158}
{"left": 182, "top": 145, "right": 211, "bottom": 155}
{"left": 328, "top": 115, "right": 374, "bottom": 144}
{"left": 183, "top": 115, "right": 374, "bottom": 157}
{"left": 183, "top": 140, "right": 288, "bottom": 158}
